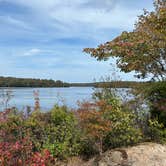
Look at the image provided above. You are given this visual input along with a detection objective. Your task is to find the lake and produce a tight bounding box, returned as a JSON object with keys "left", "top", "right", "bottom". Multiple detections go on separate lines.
{"left": 0, "top": 87, "right": 131, "bottom": 111}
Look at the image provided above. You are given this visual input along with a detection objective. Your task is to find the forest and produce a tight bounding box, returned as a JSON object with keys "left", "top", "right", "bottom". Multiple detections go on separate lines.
{"left": 0, "top": 77, "right": 69, "bottom": 87}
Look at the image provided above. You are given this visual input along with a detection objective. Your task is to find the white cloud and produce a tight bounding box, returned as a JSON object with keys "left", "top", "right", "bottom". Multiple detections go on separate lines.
{"left": 4, "top": 0, "right": 147, "bottom": 32}
{"left": 50, "top": 5, "right": 140, "bottom": 30}
{"left": 22, "top": 48, "right": 41, "bottom": 57}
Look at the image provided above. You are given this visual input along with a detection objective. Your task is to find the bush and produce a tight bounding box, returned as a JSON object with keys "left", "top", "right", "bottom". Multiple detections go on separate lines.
{"left": 104, "top": 108, "right": 142, "bottom": 148}
{"left": 0, "top": 138, "right": 32, "bottom": 166}
{"left": 23, "top": 106, "right": 82, "bottom": 159}
{"left": 25, "top": 110, "right": 49, "bottom": 151}
{"left": 77, "top": 101, "right": 112, "bottom": 155}
{"left": 147, "top": 119, "right": 166, "bottom": 144}
{"left": 94, "top": 88, "right": 142, "bottom": 148}
{"left": 145, "top": 81, "right": 166, "bottom": 126}
{"left": 0, "top": 109, "right": 55, "bottom": 166}
{"left": 0, "top": 140, "right": 55, "bottom": 166}
{"left": 0, "top": 108, "right": 27, "bottom": 142}
{"left": 43, "top": 105, "right": 81, "bottom": 159}
{"left": 29, "top": 149, "right": 55, "bottom": 166}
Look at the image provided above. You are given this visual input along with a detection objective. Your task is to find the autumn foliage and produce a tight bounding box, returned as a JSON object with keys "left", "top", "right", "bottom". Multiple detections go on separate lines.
{"left": 0, "top": 109, "right": 55, "bottom": 166}
{"left": 77, "top": 101, "right": 112, "bottom": 154}
{"left": 84, "top": 0, "right": 166, "bottom": 81}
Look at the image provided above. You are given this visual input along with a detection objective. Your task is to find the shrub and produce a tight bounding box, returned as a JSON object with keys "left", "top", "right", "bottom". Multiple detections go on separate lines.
{"left": 145, "top": 81, "right": 166, "bottom": 126}
{"left": 29, "top": 149, "right": 55, "bottom": 166}
{"left": 25, "top": 110, "right": 47, "bottom": 151}
{"left": 0, "top": 108, "right": 27, "bottom": 142}
{"left": 0, "top": 140, "right": 55, "bottom": 166}
{"left": 43, "top": 105, "right": 81, "bottom": 159}
{"left": 77, "top": 101, "right": 111, "bottom": 155}
{"left": 104, "top": 108, "right": 143, "bottom": 148}
{"left": 147, "top": 119, "right": 166, "bottom": 143}
{"left": 93, "top": 88, "right": 143, "bottom": 149}
{"left": 0, "top": 138, "right": 32, "bottom": 166}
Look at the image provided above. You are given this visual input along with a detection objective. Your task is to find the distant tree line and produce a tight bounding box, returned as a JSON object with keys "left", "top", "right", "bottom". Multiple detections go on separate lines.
{"left": 0, "top": 77, "right": 69, "bottom": 87}
{"left": 70, "top": 81, "right": 147, "bottom": 88}
{"left": 0, "top": 76, "right": 148, "bottom": 88}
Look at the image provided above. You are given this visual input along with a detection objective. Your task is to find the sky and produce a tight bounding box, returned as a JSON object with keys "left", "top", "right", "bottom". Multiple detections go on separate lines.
{"left": 0, "top": 0, "right": 154, "bottom": 83}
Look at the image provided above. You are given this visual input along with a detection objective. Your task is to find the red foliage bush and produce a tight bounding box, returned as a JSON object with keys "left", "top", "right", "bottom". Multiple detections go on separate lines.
{"left": 76, "top": 101, "right": 112, "bottom": 154}
{"left": 0, "top": 108, "right": 55, "bottom": 166}
{"left": 0, "top": 140, "right": 55, "bottom": 166}
{"left": 30, "top": 149, "right": 55, "bottom": 166}
{"left": 0, "top": 138, "right": 32, "bottom": 166}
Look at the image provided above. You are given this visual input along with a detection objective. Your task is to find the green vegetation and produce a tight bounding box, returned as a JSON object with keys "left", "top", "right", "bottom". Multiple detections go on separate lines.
{"left": 142, "top": 81, "right": 166, "bottom": 126}
{"left": 0, "top": 76, "right": 69, "bottom": 87}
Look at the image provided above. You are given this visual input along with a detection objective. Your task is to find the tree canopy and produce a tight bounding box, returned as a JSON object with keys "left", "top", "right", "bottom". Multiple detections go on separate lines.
{"left": 84, "top": 0, "right": 166, "bottom": 81}
{"left": 0, "top": 77, "right": 69, "bottom": 87}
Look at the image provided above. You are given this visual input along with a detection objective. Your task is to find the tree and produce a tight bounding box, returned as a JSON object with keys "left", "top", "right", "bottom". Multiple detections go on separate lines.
{"left": 84, "top": 0, "right": 166, "bottom": 81}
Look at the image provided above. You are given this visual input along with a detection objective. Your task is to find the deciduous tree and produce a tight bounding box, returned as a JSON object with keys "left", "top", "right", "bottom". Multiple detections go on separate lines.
{"left": 84, "top": 0, "right": 166, "bottom": 81}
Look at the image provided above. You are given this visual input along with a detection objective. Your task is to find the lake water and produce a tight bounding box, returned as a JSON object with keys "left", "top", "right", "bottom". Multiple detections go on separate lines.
{"left": 0, "top": 87, "right": 131, "bottom": 111}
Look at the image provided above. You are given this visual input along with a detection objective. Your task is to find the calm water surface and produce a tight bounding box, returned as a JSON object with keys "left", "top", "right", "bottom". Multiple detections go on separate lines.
{"left": 0, "top": 87, "right": 131, "bottom": 111}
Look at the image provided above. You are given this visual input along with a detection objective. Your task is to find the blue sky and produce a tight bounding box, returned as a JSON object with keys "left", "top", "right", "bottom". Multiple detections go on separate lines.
{"left": 0, "top": 0, "right": 154, "bottom": 82}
